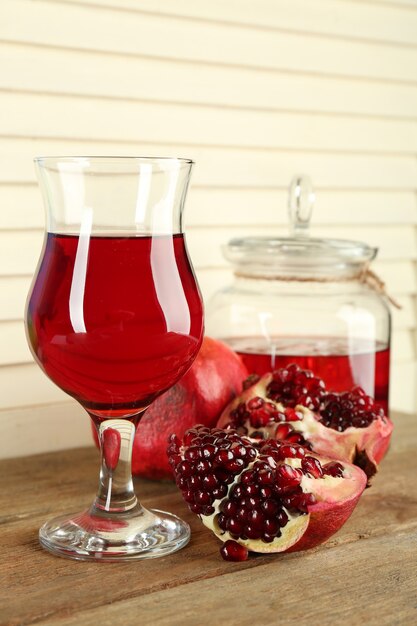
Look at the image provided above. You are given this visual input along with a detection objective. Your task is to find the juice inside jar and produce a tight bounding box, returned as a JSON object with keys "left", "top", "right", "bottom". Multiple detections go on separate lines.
{"left": 223, "top": 336, "right": 390, "bottom": 415}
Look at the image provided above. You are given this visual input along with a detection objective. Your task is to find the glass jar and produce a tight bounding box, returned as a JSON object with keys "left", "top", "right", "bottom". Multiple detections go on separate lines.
{"left": 206, "top": 177, "right": 391, "bottom": 414}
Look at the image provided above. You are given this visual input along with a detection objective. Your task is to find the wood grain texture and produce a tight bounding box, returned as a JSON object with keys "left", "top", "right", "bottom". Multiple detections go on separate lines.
{"left": 0, "top": 413, "right": 416, "bottom": 626}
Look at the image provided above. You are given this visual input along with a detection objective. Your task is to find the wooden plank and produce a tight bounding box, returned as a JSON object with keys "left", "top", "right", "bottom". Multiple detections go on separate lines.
{"left": 3, "top": 41, "right": 417, "bottom": 120}
{"left": 2, "top": 1, "right": 417, "bottom": 83}
{"left": 1, "top": 92, "right": 416, "bottom": 153}
{"left": 37, "top": 534, "right": 417, "bottom": 625}
{"left": 0, "top": 415, "right": 415, "bottom": 625}
{"left": 55, "top": 0, "right": 417, "bottom": 47}
{"left": 1, "top": 140, "right": 416, "bottom": 189}
{"left": 1, "top": 185, "right": 416, "bottom": 230}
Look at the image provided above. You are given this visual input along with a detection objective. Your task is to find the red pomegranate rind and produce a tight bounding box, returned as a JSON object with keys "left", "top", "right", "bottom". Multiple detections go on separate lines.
{"left": 131, "top": 337, "right": 248, "bottom": 479}
{"left": 218, "top": 370, "right": 393, "bottom": 479}
{"left": 286, "top": 463, "right": 367, "bottom": 552}
{"left": 169, "top": 426, "right": 367, "bottom": 556}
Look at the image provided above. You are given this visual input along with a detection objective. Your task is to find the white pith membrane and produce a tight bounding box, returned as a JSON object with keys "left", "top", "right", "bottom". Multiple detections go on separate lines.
{"left": 177, "top": 438, "right": 356, "bottom": 554}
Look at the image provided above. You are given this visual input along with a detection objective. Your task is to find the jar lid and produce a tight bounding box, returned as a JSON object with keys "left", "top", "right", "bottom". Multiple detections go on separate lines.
{"left": 224, "top": 176, "right": 377, "bottom": 278}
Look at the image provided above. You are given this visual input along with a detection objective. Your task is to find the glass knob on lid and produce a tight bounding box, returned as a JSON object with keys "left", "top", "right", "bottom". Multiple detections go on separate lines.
{"left": 224, "top": 175, "right": 377, "bottom": 279}
{"left": 287, "top": 174, "right": 315, "bottom": 239}
{"left": 207, "top": 174, "right": 392, "bottom": 416}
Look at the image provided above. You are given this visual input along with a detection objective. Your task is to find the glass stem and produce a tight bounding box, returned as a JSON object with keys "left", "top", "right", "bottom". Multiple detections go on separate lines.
{"left": 91, "top": 417, "right": 140, "bottom": 514}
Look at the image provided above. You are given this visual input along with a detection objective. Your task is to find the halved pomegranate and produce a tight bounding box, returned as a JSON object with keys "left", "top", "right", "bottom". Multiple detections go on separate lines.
{"left": 217, "top": 365, "right": 393, "bottom": 480}
{"left": 168, "top": 425, "right": 367, "bottom": 559}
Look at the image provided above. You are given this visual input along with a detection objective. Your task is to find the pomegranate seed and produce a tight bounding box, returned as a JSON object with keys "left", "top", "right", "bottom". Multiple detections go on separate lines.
{"left": 247, "top": 509, "right": 264, "bottom": 528}
{"left": 263, "top": 518, "right": 279, "bottom": 535}
{"left": 215, "top": 450, "right": 234, "bottom": 464}
{"left": 226, "top": 458, "right": 245, "bottom": 473}
{"left": 227, "top": 517, "right": 245, "bottom": 535}
{"left": 212, "top": 484, "right": 228, "bottom": 499}
{"left": 184, "top": 446, "right": 201, "bottom": 461}
{"left": 195, "top": 490, "right": 212, "bottom": 505}
{"left": 244, "top": 484, "right": 260, "bottom": 496}
{"left": 275, "top": 423, "right": 293, "bottom": 439}
{"left": 202, "top": 473, "right": 218, "bottom": 489}
{"left": 240, "top": 470, "right": 256, "bottom": 484}
{"left": 195, "top": 460, "right": 212, "bottom": 473}
{"left": 301, "top": 456, "right": 323, "bottom": 478}
{"left": 244, "top": 524, "right": 262, "bottom": 540}
{"left": 261, "top": 499, "right": 278, "bottom": 515}
{"left": 177, "top": 460, "right": 193, "bottom": 477}
{"left": 201, "top": 444, "right": 217, "bottom": 459}
{"left": 220, "top": 540, "right": 248, "bottom": 562}
{"left": 323, "top": 461, "right": 344, "bottom": 477}
{"left": 247, "top": 396, "right": 264, "bottom": 410}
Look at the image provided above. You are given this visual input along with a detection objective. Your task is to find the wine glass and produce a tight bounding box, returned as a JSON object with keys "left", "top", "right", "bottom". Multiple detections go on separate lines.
{"left": 25, "top": 157, "right": 204, "bottom": 560}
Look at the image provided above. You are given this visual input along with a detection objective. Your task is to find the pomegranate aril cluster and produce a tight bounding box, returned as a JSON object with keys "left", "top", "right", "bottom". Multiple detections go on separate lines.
{"left": 227, "top": 396, "right": 310, "bottom": 446}
{"left": 167, "top": 426, "right": 256, "bottom": 516}
{"left": 320, "top": 386, "right": 385, "bottom": 432}
{"left": 168, "top": 426, "right": 344, "bottom": 547}
{"left": 266, "top": 363, "right": 326, "bottom": 411}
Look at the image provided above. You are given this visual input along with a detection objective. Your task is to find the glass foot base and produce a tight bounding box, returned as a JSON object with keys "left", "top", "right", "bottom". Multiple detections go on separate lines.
{"left": 39, "top": 506, "right": 190, "bottom": 561}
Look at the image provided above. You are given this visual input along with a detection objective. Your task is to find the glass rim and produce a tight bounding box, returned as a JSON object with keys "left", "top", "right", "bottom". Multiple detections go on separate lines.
{"left": 34, "top": 155, "right": 195, "bottom": 167}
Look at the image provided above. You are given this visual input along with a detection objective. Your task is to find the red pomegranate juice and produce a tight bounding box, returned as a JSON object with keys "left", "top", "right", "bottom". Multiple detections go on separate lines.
{"left": 225, "top": 337, "right": 389, "bottom": 414}
{"left": 26, "top": 233, "right": 204, "bottom": 416}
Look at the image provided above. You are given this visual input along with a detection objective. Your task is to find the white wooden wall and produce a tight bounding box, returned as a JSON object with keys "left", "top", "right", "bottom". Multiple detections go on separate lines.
{"left": 1, "top": 0, "right": 416, "bottom": 459}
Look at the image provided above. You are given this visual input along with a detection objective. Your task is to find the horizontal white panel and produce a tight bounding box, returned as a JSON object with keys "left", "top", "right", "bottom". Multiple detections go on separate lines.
{"left": 0, "top": 225, "right": 415, "bottom": 279}
{"left": 351, "top": 0, "right": 417, "bottom": 9}
{"left": 0, "top": 321, "right": 33, "bottom": 365}
{"left": 58, "top": 0, "right": 417, "bottom": 47}
{"left": 0, "top": 185, "right": 43, "bottom": 229}
{"left": 390, "top": 361, "right": 416, "bottom": 413}
{"left": 0, "top": 277, "right": 31, "bottom": 320}
{"left": 2, "top": 1, "right": 417, "bottom": 83}
{"left": 0, "top": 363, "right": 66, "bottom": 409}
{"left": 0, "top": 186, "right": 416, "bottom": 230}
{"left": 3, "top": 42, "right": 417, "bottom": 120}
{"left": 0, "top": 295, "right": 414, "bottom": 368}
{"left": 372, "top": 260, "right": 417, "bottom": 295}
{"left": 2, "top": 263, "right": 414, "bottom": 324}
{"left": 1, "top": 139, "right": 416, "bottom": 189}
{"left": 2, "top": 92, "right": 416, "bottom": 153}
{"left": 188, "top": 189, "right": 417, "bottom": 227}
{"left": 393, "top": 330, "right": 416, "bottom": 361}
{"left": 0, "top": 230, "right": 44, "bottom": 276}
{"left": 0, "top": 401, "right": 91, "bottom": 459}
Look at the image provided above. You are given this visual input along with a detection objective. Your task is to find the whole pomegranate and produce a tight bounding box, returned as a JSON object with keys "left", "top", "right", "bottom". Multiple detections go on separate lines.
{"left": 168, "top": 425, "right": 367, "bottom": 559}
{"left": 218, "top": 364, "right": 393, "bottom": 480}
{"left": 132, "top": 337, "right": 248, "bottom": 479}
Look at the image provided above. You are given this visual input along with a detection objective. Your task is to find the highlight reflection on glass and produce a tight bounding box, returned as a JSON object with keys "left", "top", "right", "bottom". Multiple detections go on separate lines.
{"left": 25, "top": 157, "right": 204, "bottom": 561}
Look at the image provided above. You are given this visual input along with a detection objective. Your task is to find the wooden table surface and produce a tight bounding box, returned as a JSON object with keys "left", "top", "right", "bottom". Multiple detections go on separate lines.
{"left": 1, "top": 413, "right": 416, "bottom": 626}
